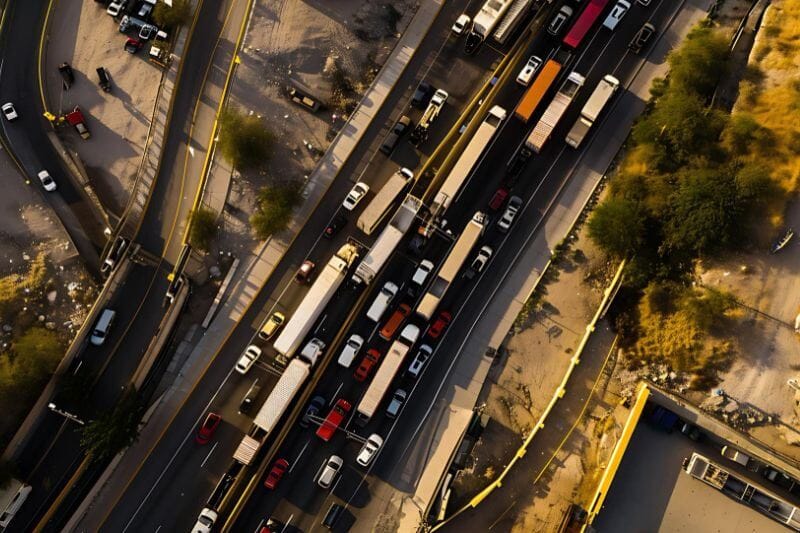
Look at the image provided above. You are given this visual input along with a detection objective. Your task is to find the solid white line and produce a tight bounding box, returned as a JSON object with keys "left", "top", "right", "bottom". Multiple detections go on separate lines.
{"left": 154, "top": 526, "right": 162, "bottom": 533}
{"left": 330, "top": 382, "right": 344, "bottom": 404}
{"left": 314, "top": 313, "right": 328, "bottom": 334}
{"left": 330, "top": 475, "right": 342, "bottom": 494}
{"left": 200, "top": 441, "right": 218, "bottom": 468}
{"left": 290, "top": 441, "right": 309, "bottom": 472}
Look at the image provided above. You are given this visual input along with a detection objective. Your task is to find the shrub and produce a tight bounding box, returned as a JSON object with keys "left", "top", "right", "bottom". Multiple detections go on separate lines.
{"left": 587, "top": 197, "right": 646, "bottom": 259}
{"left": 218, "top": 108, "right": 273, "bottom": 171}
{"left": 250, "top": 183, "right": 302, "bottom": 239}
{"left": 80, "top": 389, "right": 145, "bottom": 463}
{"left": 188, "top": 207, "right": 217, "bottom": 252}
{"left": 153, "top": 0, "right": 192, "bottom": 30}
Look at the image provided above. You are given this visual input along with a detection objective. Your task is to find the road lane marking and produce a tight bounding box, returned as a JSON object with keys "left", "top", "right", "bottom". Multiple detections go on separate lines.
{"left": 290, "top": 441, "right": 309, "bottom": 472}
{"left": 330, "top": 382, "right": 343, "bottom": 405}
{"left": 201, "top": 442, "right": 219, "bottom": 468}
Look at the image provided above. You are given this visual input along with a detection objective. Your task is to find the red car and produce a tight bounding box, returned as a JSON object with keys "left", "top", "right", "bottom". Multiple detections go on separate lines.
{"left": 316, "top": 398, "right": 351, "bottom": 442}
{"left": 489, "top": 188, "right": 509, "bottom": 211}
{"left": 196, "top": 412, "right": 222, "bottom": 444}
{"left": 428, "top": 311, "right": 452, "bottom": 339}
{"left": 264, "top": 458, "right": 290, "bottom": 489}
{"left": 354, "top": 348, "right": 381, "bottom": 382}
{"left": 295, "top": 260, "right": 315, "bottom": 283}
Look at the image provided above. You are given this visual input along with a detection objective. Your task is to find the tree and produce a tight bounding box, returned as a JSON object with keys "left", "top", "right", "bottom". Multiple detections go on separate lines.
{"left": 667, "top": 26, "right": 729, "bottom": 98}
{"left": 153, "top": 0, "right": 192, "bottom": 30}
{"left": 218, "top": 109, "right": 274, "bottom": 171}
{"left": 250, "top": 184, "right": 302, "bottom": 239}
{"left": 587, "top": 197, "right": 646, "bottom": 258}
{"left": 735, "top": 163, "right": 773, "bottom": 204}
{"left": 8, "top": 327, "right": 63, "bottom": 392}
{"left": 721, "top": 113, "right": 774, "bottom": 155}
{"left": 188, "top": 207, "right": 218, "bottom": 252}
{"left": 80, "top": 389, "right": 145, "bottom": 463}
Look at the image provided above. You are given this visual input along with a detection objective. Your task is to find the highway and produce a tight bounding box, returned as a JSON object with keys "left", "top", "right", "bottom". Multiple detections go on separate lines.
{"left": 0, "top": 1, "right": 240, "bottom": 529}
{"left": 231, "top": 0, "right": 696, "bottom": 531}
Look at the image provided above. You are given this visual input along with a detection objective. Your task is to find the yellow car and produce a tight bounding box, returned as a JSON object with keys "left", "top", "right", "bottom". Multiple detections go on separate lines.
{"left": 258, "top": 312, "right": 285, "bottom": 341}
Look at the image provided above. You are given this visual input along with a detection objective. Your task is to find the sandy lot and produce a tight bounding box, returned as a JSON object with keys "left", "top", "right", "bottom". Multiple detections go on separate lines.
{"left": 45, "top": 1, "right": 163, "bottom": 216}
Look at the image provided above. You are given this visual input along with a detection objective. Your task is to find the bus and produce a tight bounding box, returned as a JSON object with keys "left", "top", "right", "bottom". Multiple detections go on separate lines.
{"left": 514, "top": 59, "right": 561, "bottom": 122}
{"left": 562, "top": 0, "right": 611, "bottom": 49}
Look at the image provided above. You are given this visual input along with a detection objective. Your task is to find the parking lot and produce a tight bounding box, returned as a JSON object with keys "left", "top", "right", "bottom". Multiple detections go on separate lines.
{"left": 44, "top": 0, "right": 166, "bottom": 215}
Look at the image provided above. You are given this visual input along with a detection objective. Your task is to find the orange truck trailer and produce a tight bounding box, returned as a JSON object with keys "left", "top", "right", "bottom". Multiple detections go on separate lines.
{"left": 514, "top": 59, "right": 561, "bottom": 122}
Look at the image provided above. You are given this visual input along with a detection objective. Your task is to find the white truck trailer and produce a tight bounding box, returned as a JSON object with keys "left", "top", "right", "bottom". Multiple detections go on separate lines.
{"left": 525, "top": 71, "right": 586, "bottom": 153}
{"left": 416, "top": 212, "right": 486, "bottom": 320}
{"left": 357, "top": 168, "right": 414, "bottom": 235}
{"left": 493, "top": 0, "right": 534, "bottom": 45}
{"left": 430, "top": 106, "right": 507, "bottom": 217}
{"left": 233, "top": 339, "right": 324, "bottom": 465}
{"left": 352, "top": 195, "right": 422, "bottom": 285}
{"left": 272, "top": 243, "right": 359, "bottom": 358}
{"left": 355, "top": 324, "right": 419, "bottom": 425}
{"left": 465, "top": 0, "right": 514, "bottom": 54}
{"left": 565, "top": 74, "right": 619, "bottom": 148}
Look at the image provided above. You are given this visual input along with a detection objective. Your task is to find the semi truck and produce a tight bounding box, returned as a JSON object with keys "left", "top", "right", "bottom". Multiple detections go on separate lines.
{"left": 525, "top": 71, "right": 585, "bottom": 153}
{"left": 352, "top": 195, "right": 422, "bottom": 285}
{"left": 233, "top": 339, "right": 324, "bottom": 465}
{"left": 272, "top": 243, "right": 359, "bottom": 358}
{"left": 492, "top": 0, "right": 535, "bottom": 45}
{"left": 514, "top": 59, "right": 561, "bottom": 122}
{"left": 565, "top": 74, "right": 619, "bottom": 148}
{"left": 0, "top": 479, "right": 31, "bottom": 528}
{"left": 465, "top": 0, "right": 514, "bottom": 54}
{"left": 355, "top": 324, "right": 419, "bottom": 425}
{"left": 430, "top": 106, "right": 507, "bottom": 218}
{"left": 357, "top": 168, "right": 414, "bottom": 235}
{"left": 416, "top": 212, "right": 486, "bottom": 320}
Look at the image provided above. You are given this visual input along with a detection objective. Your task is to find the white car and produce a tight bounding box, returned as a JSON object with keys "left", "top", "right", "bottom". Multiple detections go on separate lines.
{"left": 2, "top": 102, "right": 18, "bottom": 121}
{"left": 411, "top": 259, "right": 434, "bottom": 286}
{"left": 637, "top": 0, "right": 651, "bottom": 5}
{"left": 603, "top": 0, "right": 631, "bottom": 30}
{"left": 516, "top": 56, "right": 543, "bottom": 86}
{"left": 407, "top": 344, "right": 432, "bottom": 378}
{"left": 235, "top": 344, "right": 261, "bottom": 374}
{"left": 337, "top": 334, "right": 364, "bottom": 368}
{"left": 451, "top": 14, "right": 470, "bottom": 35}
{"left": 37, "top": 170, "right": 57, "bottom": 192}
{"left": 343, "top": 182, "right": 369, "bottom": 211}
{"left": 356, "top": 433, "right": 384, "bottom": 467}
{"left": 107, "top": 0, "right": 127, "bottom": 17}
{"left": 317, "top": 455, "right": 343, "bottom": 489}
{"left": 497, "top": 196, "right": 522, "bottom": 233}
{"left": 192, "top": 507, "right": 217, "bottom": 533}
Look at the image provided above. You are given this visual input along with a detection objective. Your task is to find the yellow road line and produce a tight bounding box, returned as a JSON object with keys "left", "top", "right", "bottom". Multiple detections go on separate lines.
{"left": 37, "top": 0, "right": 54, "bottom": 113}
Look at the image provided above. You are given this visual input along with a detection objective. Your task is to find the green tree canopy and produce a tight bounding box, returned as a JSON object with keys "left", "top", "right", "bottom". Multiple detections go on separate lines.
{"left": 587, "top": 197, "right": 646, "bottom": 258}
{"left": 188, "top": 207, "right": 218, "bottom": 252}
{"left": 667, "top": 26, "right": 730, "bottom": 97}
{"left": 80, "top": 389, "right": 145, "bottom": 463}
{"left": 250, "top": 183, "right": 302, "bottom": 239}
{"left": 153, "top": 0, "right": 192, "bottom": 30}
{"left": 218, "top": 109, "right": 274, "bottom": 171}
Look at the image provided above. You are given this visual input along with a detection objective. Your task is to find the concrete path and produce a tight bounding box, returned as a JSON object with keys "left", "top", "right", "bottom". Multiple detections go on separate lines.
{"left": 69, "top": 0, "right": 442, "bottom": 529}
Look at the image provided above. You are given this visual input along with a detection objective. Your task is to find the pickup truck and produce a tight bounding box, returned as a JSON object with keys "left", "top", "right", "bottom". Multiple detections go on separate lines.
{"left": 721, "top": 445, "right": 751, "bottom": 467}
{"left": 316, "top": 398, "right": 351, "bottom": 442}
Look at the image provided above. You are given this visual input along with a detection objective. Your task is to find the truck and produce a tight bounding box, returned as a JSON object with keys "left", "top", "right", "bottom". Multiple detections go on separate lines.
{"left": 272, "top": 243, "right": 359, "bottom": 358}
{"left": 430, "top": 106, "right": 507, "bottom": 218}
{"left": 357, "top": 168, "right": 414, "bottom": 235}
{"left": 352, "top": 195, "right": 422, "bottom": 285}
{"left": 684, "top": 453, "right": 729, "bottom": 490}
{"left": 565, "top": 74, "right": 619, "bottom": 148}
{"left": 58, "top": 62, "right": 74, "bottom": 89}
{"left": 355, "top": 324, "right": 420, "bottom": 425}
{"left": 562, "top": 0, "right": 611, "bottom": 49}
{"left": 65, "top": 107, "right": 91, "bottom": 140}
{"left": 514, "top": 59, "right": 561, "bottom": 122}
{"left": 416, "top": 212, "right": 486, "bottom": 320}
{"left": 721, "top": 445, "right": 752, "bottom": 467}
{"left": 0, "top": 479, "right": 31, "bottom": 528}
{"left": 525, "top": 71, "right": 585, "bottom": 153}
{"left": 465, "top": 0, "right": 515, "bottom": 54}
{"left": 492, "top": 0, "right": 535, "bottom": 45}
{"left": 233, "top": 339, "right": 324, "bottom": 465}
{"left": 410, "top": 89, "right": 448, "bottom": 146}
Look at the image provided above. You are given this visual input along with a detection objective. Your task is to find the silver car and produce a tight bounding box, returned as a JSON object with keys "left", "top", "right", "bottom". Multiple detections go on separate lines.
{"left": 317, "top": 455, "right": 343, "bottom": 488}
{"left": 407, "top": 344, "right": 432, "bottom": 378}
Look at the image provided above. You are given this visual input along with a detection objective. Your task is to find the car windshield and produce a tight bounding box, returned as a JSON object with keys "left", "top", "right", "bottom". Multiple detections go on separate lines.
{"left": 199, "top": 516, "right": 214, "bottom": 526}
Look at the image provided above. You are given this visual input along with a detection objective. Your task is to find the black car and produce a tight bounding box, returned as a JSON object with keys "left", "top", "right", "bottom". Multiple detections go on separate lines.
{"left": 300, "top": 395, "right": 326, "bottom": 428}
{"left": 58, "top": 62, "right": 74, "bottom": 89}
{"left": 380, "top": 115, "right": 412, "bottom": 155}
{"left": 411, "top": 81, "right": 433, "bottom": 108}
{"left": 629, "top": 23, "right": 656, "bottom": 54}
{"left": 239, "top": 384, "right": 262, "bottom": 414}
{"left": 505, "top": 147, "right": 532, "bottom": 186}
{"left": 323, "top": 214, "right": 347, "bottom": 239}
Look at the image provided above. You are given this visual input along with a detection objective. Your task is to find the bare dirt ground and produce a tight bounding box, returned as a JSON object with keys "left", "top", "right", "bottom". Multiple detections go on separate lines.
{"left": 45, "top": 1, "right": 162, "bottom": 216}
{"left": 0, "top": 151, "right": 98, "bottom": 443}
{"left": 212, "top": 0, "right": 415, "bottom": 251}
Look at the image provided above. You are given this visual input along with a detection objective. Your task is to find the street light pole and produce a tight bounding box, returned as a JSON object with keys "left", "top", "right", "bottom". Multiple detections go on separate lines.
{"left": 48, "top": 403, "right": 86, "bottom": 426}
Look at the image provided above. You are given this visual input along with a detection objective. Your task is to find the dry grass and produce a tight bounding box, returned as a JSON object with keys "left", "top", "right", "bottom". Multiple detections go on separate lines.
{"left": 0, "top": 253, "right": 48, "bottom": 317}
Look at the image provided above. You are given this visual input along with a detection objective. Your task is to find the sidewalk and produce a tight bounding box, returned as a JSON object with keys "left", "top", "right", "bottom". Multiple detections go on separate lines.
{"left": 391, "top": 0, "right": 716, "bottom": 530}
{"left": 70, "top": 0, "right": 443, "bottom": 529}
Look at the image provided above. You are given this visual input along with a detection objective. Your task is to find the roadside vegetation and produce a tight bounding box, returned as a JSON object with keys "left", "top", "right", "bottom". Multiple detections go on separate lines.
{"left": 80, "top": 389, "right": 145, "bottom": 463}
{"left": 588, "top": 23, "right": 799, "bottom": 385}
{"left": 188, "top": 207, "right": 218, "bottom": 252}
{"left": 218, "top": 108, "right": 274, "bottom": 172}
{"left": 250, "top": 183, "right": 302, "bottom": 239}
{"left": 153, "top": 0, "right": 192, "bottom": 30}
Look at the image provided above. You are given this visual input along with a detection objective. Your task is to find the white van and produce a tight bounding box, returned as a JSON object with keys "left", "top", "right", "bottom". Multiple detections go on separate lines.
{"left": 366, "top": 282, "right": 398, "bottom": 322}
{"left": 90, "top": 309, "right": 116, "bottom": 346}
{"left": 0, "top": 481, "right": 31, "bottom": 528}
